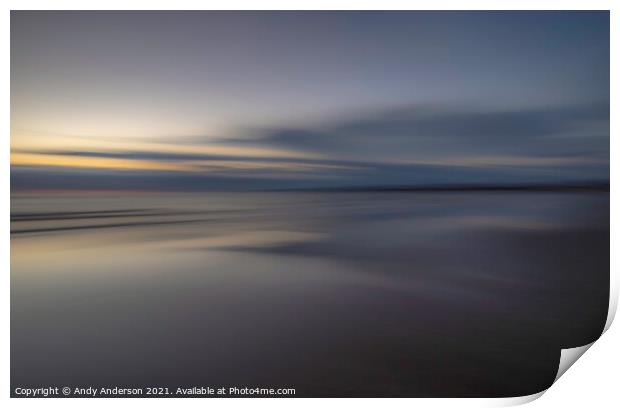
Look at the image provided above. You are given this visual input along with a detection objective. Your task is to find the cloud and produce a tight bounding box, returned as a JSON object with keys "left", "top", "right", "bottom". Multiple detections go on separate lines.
{"left": 233, "top": 102, "right": 609, "bottom": 163}
{"left": 10, "top": 102, "right": 609, "bottom": 190}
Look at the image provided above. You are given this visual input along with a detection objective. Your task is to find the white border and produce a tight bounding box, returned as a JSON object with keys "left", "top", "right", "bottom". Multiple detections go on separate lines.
{"left": 3, "top": 1, "right": 617, "bottom": 406}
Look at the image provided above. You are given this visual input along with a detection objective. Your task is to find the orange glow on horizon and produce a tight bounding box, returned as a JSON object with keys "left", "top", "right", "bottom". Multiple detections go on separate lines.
{"left": 11, "top": 152, "right": 191, "bottom": 172}
{"left": 10, "top": 151, "right": 345, "bottom": 173}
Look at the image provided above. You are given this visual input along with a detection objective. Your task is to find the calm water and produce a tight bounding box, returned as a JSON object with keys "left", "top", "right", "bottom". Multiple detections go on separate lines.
{"left": 11, "top": 191, "right": 609, "bottom": 397}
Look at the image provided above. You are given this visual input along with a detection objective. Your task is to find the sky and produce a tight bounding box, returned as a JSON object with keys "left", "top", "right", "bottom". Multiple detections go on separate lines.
{"left": 11, "top": 11, "right": 609, "bottom": 190}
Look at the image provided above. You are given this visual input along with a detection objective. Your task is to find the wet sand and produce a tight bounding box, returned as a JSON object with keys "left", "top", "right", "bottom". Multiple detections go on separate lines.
{"left": 11, "top": 191, "right": 609, "bottom": 397}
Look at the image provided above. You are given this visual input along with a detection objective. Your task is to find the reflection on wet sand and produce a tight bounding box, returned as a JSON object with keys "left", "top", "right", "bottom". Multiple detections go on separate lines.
{"left": 11, "top": 191, "right": 609, "bottom": 397}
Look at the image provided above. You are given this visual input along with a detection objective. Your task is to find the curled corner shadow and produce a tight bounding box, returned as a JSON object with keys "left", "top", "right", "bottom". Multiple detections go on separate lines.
{"left": 554, "top": 342, "right": 594, "bottom": 383}
{"left": 493, "top": 343, "right": 594, "bottom": 407}
{"left": 544, "top": 292, "right": 617, "bottom": 395}
{"left": 495, "top": 272, "right": 616, "bottom": 407}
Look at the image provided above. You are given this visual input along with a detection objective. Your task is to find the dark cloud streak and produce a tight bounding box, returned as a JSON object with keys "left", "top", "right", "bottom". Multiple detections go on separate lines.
{"left": 235, "top": 102, "right": 609, "bottom": 160}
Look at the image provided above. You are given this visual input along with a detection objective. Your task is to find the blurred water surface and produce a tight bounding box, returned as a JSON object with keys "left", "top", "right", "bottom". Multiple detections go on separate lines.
{"left": 11, "top": 191, "right": 609, "bottom": 397}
